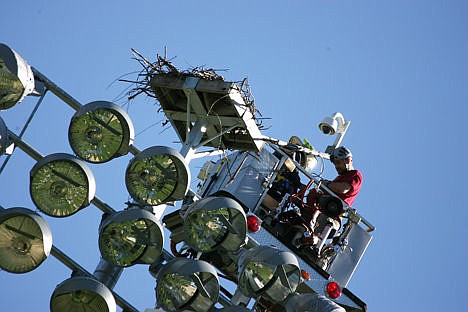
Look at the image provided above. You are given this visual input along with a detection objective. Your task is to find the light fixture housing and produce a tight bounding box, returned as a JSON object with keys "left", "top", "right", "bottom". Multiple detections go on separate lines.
{"left": 156, "top": 258, "right": 220, "bottom": 312}
{"left": 68, "top": 101, "right": 135, "bottom": 163}
{"left": 98, "top": 208, "right": 164, "bottom": 267}
{"left": 125, "top": 146, "right": 190, "bottom": 206}
{"left": 285, "top": 293, "right": 345, "bottom": 312}
{"left": 318, "top": 196, "right": 345, "bottom": 218}
{"left": 0, "top": 207, "right": 52, "bottom": 273}
{"left": 183, "top": 196, "right": 247, "bottom": 253}
{"left": 237, "top": 245, "right": 301, "bottom": 303}
{"left": 50, "top": 276, "right": 116, "bottom": 312}
{"left": 30, "top": 153, "right": 96, "bottom": 217}
{"left": 0, "top": 43, "right": 35, "bottom": 110}
{"left": 0, "top": 116, "right": 8, "bottom": 155}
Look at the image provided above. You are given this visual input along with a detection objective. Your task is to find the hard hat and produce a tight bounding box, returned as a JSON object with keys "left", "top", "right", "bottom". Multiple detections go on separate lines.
{"left": 330, "top": 146, "right": 352, "bottom": 162}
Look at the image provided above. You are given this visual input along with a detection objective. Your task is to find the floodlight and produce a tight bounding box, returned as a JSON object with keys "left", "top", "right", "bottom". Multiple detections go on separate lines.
{"left": 318, "top": 196, "right": 345, "bottom": 218}
{"left": 156, "top": 258, "right": 219, "bottom": 312}
{"left": 98, "top": 208, "right": 164, "bottom": 267}
{"left": 184, "top": 196, "right": 247, "bottom": 253}
{"left": 285, "top": 293, "right": 345, "bottom": 312}
{"left": 125, "top": 146, "right": 190, "bottom": 205}
{"left": 30, "top": 153, "right": 96, "bottom": 217}
{"left": 68, "top": 101, "right": 134, "bottom": 163}
{"left": 0, "top": 116, "right": 8, "bottom": 155}
{"left": 0, "top": 207, "right": 52, "bottom": 273}
{"left": 237, "top": 245, "right": 301, "bottom": 302}
{"left": 50, "top": 276, "right": 116, "bottom": 312}
{"left": 0, "top": 43, "right": 35, "bottom": 110}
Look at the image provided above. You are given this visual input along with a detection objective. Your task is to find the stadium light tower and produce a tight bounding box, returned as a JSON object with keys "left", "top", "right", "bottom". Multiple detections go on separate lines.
{"left": 0, "top": 43, "right": 373, "bottom": 312}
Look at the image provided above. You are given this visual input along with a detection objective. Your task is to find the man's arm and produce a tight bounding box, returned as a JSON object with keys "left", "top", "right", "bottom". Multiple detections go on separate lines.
{"left": 322, "top": 180, "right": 352, "bottom": 195}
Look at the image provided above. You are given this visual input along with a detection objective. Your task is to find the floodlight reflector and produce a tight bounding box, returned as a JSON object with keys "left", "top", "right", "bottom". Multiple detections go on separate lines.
{"left": 0, "top": 43, "right": 35, "bottom": 110}
{"left": 50, "top": 276, "right": 116, "bottom": 312}
{"left": 156, "top": 258, "right": 219, "bottom": 312}
{"left": 0, "top": 207, "right": 52, "bottom": 273}
{"left": 98, "top": 208, "right": 164, "bottom": 267}
{"left": 30, "top": 153, "right": 96, "bottom": 217}
{"left": 238, "top": 245, "right": 301, "bottom": 302}
{"left": 68, "top": 101, "right": 134, "bottom": 163}
{"left": 184, "top": 196, "right": 247, "bottom": 253}
{"left": 125, "top": 146, "right": 190, "bottom": 205}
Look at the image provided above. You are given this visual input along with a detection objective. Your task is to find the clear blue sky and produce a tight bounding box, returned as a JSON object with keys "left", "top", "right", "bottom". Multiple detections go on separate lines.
{"left": 1, "top": 1, "right": 467, "bottom": 311}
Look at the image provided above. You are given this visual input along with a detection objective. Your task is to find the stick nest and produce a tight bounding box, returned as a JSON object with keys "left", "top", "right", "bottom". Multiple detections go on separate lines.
{"left": 121, "top": 49, "right": 267, "bottom": 130}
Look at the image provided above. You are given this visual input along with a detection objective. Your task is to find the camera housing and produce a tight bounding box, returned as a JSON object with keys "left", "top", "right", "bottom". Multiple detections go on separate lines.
{"left": 318, "top": 116, "right": 338, "bottom": 135}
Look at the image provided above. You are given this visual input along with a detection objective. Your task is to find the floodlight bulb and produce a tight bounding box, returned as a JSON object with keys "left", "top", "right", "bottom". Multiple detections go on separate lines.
{"left": 156, "top": 258, "right": 219, "bottom": 312}
{"left": 68, "top": 101, "right": 134, "bottom": 163}
{"left": 50, "top": 276, "right": 116, "bottom": 312}
{"left": 100, "top": 219, "right": 148, "bottom": 267}
{"left": 30, "top": 153, "right": 96, "bottom": 217}
{"left": 99, "top": 209, "right": 164, "bottom": 267}
{"left": 125, "top": 146, "right": 189, "bottom": 205}
{"left": 184, "top": 196, "right": 247, "bottom": 253}
{"left": 157, "top": 272, "right": 198, "bottom": 311}
{"left": 0, "top": 207, "right": 52, "bottom": 273}
{"left": 238, "top": 246, "right": 301, "bottom": 302}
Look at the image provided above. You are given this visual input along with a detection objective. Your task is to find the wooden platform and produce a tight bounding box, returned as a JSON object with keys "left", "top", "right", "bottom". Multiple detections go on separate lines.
{"left": 150, "top": 74, "right": 263, "bottom": 151}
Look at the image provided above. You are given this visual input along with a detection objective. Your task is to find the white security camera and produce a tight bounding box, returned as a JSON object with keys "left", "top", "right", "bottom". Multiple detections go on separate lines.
{"left": 318, "top": 116, "right": 338, "bottom": 135}
{"left": 318, "top": 112, "right": 350, "bottom": 151}
{"left": 318, "top": 112, "right": 345, "bottom": 135}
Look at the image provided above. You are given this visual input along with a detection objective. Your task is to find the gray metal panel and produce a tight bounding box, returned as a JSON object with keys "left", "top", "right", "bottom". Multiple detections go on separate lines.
{"left": 248, "top": 228, "right": 365, "bottom": 311}
{"left": 201, "top": 149, "right": 278, "bottom": 210}
{"left": 327, "top": 224, "right": 373, "bottom": 287}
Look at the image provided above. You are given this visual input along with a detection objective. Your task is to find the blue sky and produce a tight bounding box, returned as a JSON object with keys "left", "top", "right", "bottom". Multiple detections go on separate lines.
{"left": 1, "top": 1, "right": 467, "bottom": 311}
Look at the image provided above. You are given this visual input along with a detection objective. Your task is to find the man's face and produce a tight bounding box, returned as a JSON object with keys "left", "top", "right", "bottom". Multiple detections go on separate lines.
{"left": 332, "top": 159, "right": 347, "bottom": 175}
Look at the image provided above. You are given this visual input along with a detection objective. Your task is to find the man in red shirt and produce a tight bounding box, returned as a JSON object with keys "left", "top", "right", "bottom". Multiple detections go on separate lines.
{"left": 320, "top": 146, "right": 362, "bottom": 207}
{"left": 299, "top": 146, "right": 362, "bottom": 245}
{"left": 278, "top": 146, "right": 363, "bottom": 247}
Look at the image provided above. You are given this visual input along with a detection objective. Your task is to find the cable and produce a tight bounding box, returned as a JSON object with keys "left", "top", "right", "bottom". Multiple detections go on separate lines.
{"left": 0, "top": 90, "right": 47, "bottom": 176}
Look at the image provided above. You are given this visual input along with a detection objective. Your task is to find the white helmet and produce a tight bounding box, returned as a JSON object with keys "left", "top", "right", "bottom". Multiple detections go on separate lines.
{"left": 330, "top": 146, "right": 352, "bottom": 162}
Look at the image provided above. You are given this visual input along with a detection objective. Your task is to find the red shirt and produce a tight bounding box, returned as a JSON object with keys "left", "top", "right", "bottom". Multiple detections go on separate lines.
{"left": 333, "top": 170, "right": 362, "bottom": 207}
